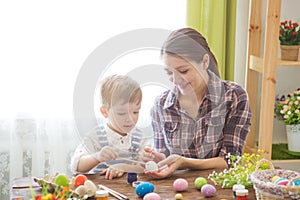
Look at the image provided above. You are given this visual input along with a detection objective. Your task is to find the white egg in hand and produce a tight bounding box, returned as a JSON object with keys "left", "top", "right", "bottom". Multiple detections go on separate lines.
{"left": 145, "top": 161, "right": 158, "bottom": 172}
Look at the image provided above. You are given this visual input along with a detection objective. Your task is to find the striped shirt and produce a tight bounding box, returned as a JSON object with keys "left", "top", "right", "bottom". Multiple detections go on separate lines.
{"left": 70, "top": 124, "right": 150, "bottom": 174}
{"left": 151, "top": 70, "right": 252, "bottom": 160}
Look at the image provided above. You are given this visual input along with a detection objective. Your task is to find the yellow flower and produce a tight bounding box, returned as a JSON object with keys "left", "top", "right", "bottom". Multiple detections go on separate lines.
{"left": 259, "top": 163, "right": 270, "bottom": 170}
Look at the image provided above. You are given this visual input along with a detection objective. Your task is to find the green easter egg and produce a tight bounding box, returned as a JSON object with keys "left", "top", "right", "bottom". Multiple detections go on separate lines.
{"left": 55, "top": 173, "right": 69, "bottom": 187}
{"left": 194, "top": 177, "right": 207, "bottom": 189}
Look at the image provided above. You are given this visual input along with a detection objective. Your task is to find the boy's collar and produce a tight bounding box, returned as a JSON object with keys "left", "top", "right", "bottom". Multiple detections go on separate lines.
{"left": 106, "top": 123, "right": 128, "bottom": 137}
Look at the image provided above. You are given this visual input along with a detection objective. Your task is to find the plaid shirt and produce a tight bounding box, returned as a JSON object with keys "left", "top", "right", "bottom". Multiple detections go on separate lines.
{"left": 151, "top": 70, "right": 252, "bottom": 159}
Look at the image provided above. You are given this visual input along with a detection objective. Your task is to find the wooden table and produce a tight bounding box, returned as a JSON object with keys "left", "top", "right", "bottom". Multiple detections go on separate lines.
{"left": 12, "top": 169, "right": 256, "bottom": 200}
{"left": 90, "top": 169, "right": 256, "bottom": 199}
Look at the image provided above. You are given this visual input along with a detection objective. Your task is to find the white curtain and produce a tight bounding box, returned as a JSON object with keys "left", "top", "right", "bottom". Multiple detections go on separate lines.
{"left": 0, "top": 116, "right": 80, "bottom": 199}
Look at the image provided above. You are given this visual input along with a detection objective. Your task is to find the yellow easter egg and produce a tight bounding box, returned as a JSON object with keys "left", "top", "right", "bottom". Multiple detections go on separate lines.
{"left": 272, "top": 175, "right": 280, "bottom": 183}
{"left": 175, "top": 193, "right": 183, "bottom": 200}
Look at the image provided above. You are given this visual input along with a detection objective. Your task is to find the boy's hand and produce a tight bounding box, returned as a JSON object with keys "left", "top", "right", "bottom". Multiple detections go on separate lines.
{"left": 95, "top": 146, "right": 118, "bottom": 163}
{"left": 142, "top": 147, "right": 166, "bottom": 163}
{"left": 100, "top": 167, "right": 124, "bottom": 180}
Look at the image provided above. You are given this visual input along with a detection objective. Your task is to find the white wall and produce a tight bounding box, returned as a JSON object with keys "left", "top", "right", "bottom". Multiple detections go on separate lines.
{"left": 234, "top": 0, "right": 249, "bottom": 87}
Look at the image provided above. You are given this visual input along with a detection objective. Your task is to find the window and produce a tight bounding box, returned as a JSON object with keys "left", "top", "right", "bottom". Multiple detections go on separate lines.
{"left": 0, "top": 0, "right": 186, "bottom": 120}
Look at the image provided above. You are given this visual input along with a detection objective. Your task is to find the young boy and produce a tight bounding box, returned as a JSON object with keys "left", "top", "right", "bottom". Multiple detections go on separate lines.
{"left": 71, "top": 74, "right": 149, "bottom": 179}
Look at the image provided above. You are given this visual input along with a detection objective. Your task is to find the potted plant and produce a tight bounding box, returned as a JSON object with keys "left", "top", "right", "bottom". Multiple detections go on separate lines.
{"left": 279, "top": 20, "right": 300, "bottom": 61}
{"left": 274, "top": 88, "right": 300, "bottom": 152}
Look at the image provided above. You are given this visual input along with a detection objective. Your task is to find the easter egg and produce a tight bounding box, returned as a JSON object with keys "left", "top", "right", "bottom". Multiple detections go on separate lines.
{"left": 74, "top": 174, "right": 88, "bottom": 188}
{"left": 173, "top": 178, "right": 188, "bottom": 192}
{"left": 194, "top": 177, "right": 207, "bottom": 189}
{"left": 55, "top": 173, "right": 69, "bottom": 187}
{"left": 291, "top": 179, "right": 300, "bottom": 186}
{"left": 274, "top": 177, "right": 289, "bottom": 186}
{"left": 84, "top": 180, "right": 97, "bottom": 197}
{"left": 74, "top": 185, "right": 86, "bottom": 196}
{"left": 143, "top": 192, "right": 161, "bottom": 200}
{"left": 175, "top": 193, "right": 183, "bottom": 200}
{"left": 136, "top": 182, "right": 155, "bottom": 197}
{"left": 201, "top": 184, "right": 216, "bottom": 197}
{"left": 145, "top": 161, "right": 158, "bottom": 172}
{"left": 271, "top": 175, "right": 281, "bottom": 183}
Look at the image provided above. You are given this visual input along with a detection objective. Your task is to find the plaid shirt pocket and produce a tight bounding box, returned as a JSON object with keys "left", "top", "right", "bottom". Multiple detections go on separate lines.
{"left": 205, "top": 116, "right": 225, "bottom": 144}
{"left": 164, "top": 121, "right": 181, "bottom": 149}
{"left": 191, "top": 116, "right": 224, "bottom": 158}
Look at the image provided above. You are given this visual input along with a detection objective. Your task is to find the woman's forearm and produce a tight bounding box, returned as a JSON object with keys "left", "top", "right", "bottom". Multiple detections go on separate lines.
{"left": 181, "top": 156, "right": 228, "bottom": 170}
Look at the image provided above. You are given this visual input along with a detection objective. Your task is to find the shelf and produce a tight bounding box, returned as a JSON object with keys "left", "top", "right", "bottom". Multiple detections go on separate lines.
{"left": 272, "top": 160, "right": 300, "bottom": 171}
{"left": 279, "top": 59, "right": 300, "bottom": 66}
{"left": 272, "top": 159, "right": 300, "bottom": 163}
{"left": 250, "top": 55, "right": 300, "bottom": 73}
{"left": 245, "top": 0, "right": 300, "bottom": 162}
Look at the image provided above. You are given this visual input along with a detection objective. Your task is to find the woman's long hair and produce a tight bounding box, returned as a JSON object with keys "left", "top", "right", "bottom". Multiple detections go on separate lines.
{"left": 161, "top": 28, "right": 220, "bottom": 77}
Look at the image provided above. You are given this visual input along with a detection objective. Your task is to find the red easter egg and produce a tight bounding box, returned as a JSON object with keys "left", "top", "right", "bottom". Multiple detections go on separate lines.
{"left": 275, "top": 177, "right": 289, "bottom": 186}
{"left": 74, "top": 174, "right": 88, "bottom": 188}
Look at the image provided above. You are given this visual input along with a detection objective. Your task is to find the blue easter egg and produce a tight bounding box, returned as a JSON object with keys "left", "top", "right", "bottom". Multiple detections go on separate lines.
{"left": 292, "top": 179, "right": 300, "bottom": 186}
{"left": 136, "top": 182, "right": 155, "bottom": 197}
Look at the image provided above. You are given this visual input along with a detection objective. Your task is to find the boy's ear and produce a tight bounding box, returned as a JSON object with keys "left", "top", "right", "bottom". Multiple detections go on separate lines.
{"left": 100, "top": 106, "right": 108, "bottom": 118}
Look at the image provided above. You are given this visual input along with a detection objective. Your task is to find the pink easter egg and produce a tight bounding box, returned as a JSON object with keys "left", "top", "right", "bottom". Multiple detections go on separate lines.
{"left": 201, "top": 184, "right": 216, "bottom": 197}
{"left": 173, "top": 178, "right": 188, "bottom": 192}
{"left": 143, "top": 192, "right": 161, "bottom": 200}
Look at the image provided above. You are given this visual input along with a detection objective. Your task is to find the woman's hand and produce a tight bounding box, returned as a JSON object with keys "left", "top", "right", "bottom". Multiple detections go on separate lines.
{"left": 145, "top": 154, "right": 183, "bottom": 179}
{"left": 142, "top": 147, "right": 166, "bottom": 163}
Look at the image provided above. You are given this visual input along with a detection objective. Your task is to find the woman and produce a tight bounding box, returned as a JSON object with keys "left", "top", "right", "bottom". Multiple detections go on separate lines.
{"left": 144, "top": 28, "right": 251, "bottom": 179}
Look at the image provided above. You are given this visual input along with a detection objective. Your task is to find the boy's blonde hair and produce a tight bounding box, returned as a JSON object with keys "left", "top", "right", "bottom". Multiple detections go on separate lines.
{"left": 100, "top": 75, "right": 142, "bottom": 110}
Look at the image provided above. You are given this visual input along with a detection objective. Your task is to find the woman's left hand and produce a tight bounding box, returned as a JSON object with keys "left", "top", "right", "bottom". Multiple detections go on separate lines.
{"left": 144, "top": 154, "right": 183, "bottom": 179}
{"left": 142, "top": 147, "right": 166, "bottom": 163}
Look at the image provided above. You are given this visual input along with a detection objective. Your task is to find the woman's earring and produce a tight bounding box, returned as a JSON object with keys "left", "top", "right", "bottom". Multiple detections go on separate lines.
{"left": 202, "top": 54, "right": 210, "bottom": 70}
{"left": 204, "top": 62, "right": 209, "bottom": 70}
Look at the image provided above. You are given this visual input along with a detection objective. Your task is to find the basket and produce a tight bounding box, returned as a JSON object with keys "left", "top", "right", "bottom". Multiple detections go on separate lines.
{"left": 250, "top": 159, "right": 300, "bottom": 199}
